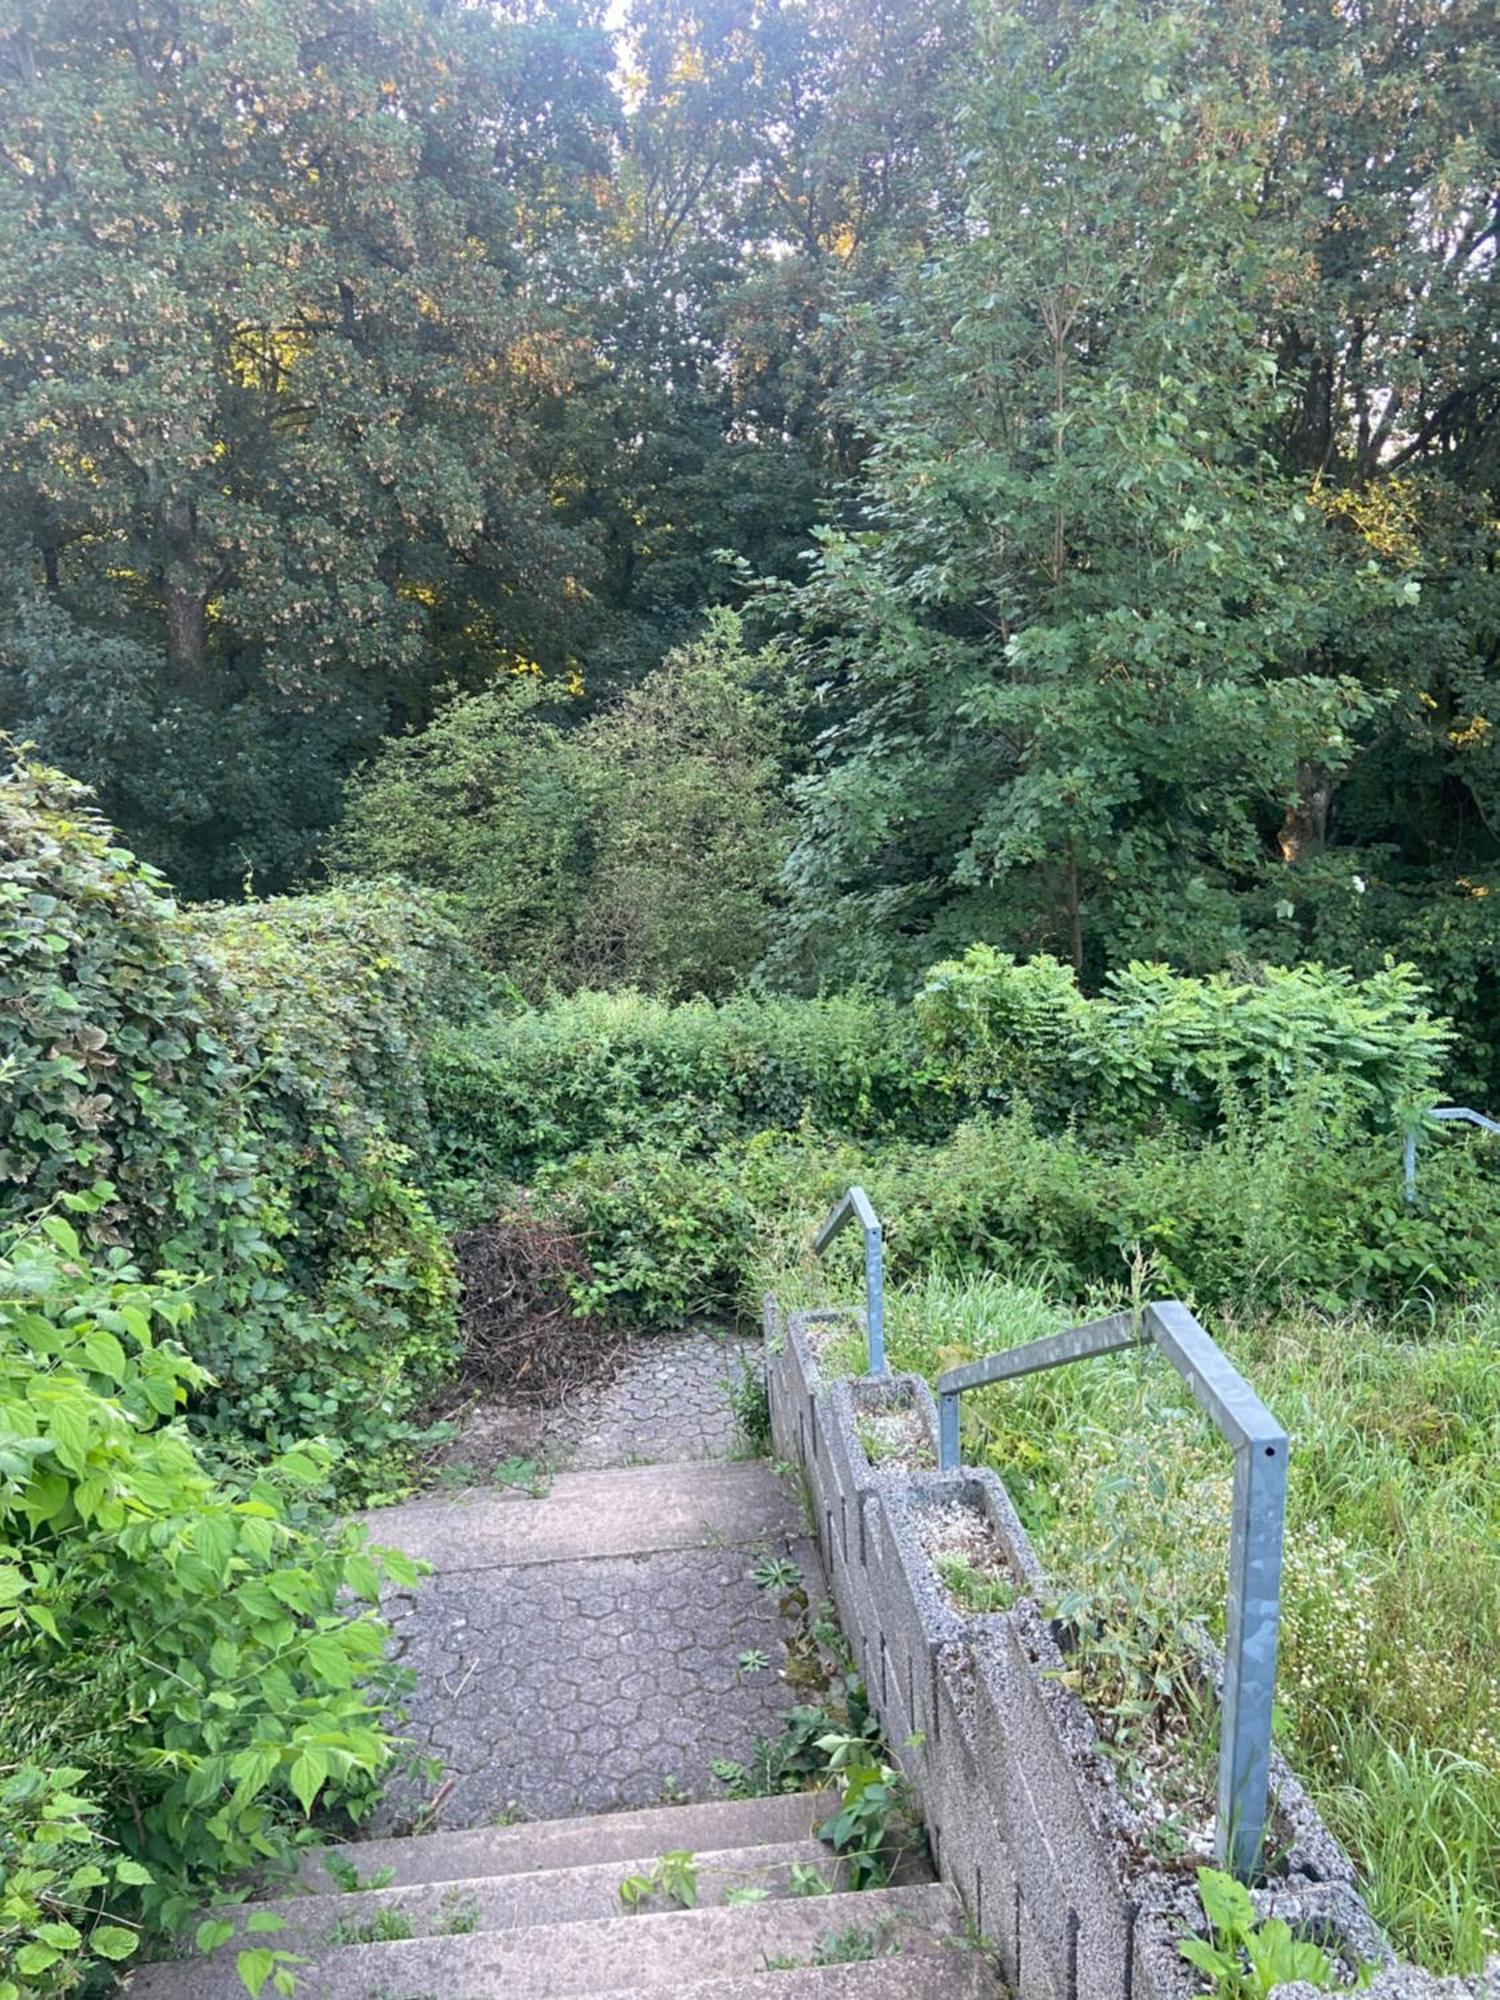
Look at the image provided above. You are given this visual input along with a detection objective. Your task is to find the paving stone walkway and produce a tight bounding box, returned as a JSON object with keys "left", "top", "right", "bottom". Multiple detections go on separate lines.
{"left": 133, "top": 1332, "right": 1004, "bottom": 2000}
{"left": 441, "top": 1327, "right": 760, "bottom": 1478}
{"left": 367, "top": 1336, "right": 821, "bottom": 1833}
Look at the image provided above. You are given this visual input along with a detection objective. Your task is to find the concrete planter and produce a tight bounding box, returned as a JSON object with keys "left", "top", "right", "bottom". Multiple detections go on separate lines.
{"left": 765, "top": 1296, "right": 1396, "bottom": 2000}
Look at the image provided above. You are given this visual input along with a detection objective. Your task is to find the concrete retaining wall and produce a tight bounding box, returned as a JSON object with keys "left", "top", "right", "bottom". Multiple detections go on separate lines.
{"left": 763, "top": 1297, "right": 1425, "bottom": 2000}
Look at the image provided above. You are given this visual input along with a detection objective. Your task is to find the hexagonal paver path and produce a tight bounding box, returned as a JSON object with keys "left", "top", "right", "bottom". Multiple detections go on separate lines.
{"left": 441, "top": 1327, "right": 760, "bottom": 1478}
{"left": 366, "top": 1457, "right": 822, "bottom": 1832}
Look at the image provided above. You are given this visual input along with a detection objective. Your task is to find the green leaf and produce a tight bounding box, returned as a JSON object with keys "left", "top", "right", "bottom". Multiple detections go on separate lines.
{"left": 289, "top": 1748, "right": 329, "bottom": 1816}
{"left": 89, "top": 1925, "right": 141, "bottom": 1961}
{"left": 81, "top": 1328, "right": 127, "bottom": 1381}
{"left": 1196, "top": 1866, "right": 1254, "bottom": 1939}
{"left": 236, "top": 1947, "right": 277, "bottom": 1997}
{"left": 39, "top": 1215, "right": 81, "bottom": 1258}
{"left": 35, "top": 1922, "right": 82, "bottom": 1949}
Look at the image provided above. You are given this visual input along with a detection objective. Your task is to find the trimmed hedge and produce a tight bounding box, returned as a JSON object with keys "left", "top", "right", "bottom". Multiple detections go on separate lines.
{"left": 424, "top": 986, "right": 953, "bottom": 1209}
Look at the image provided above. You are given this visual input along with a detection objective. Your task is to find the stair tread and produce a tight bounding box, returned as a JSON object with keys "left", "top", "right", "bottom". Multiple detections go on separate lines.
{"left": 210, "top": 1838, "right": 910, "bottom": 1951}
{"left": 125, "top": 1880, "right": 965, "bottom": 1998}
{"left": 300, "top": 1790, "right": 842, "bottom": 1891}
{"left": 363, "top": 1460, "right": 804, "bottom": 1573}
{"left": 589, "top": 1960, "right": 1001, "bottom": 1999}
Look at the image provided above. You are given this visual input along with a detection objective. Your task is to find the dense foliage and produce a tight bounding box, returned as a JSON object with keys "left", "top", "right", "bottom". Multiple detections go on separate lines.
{"left": 915, "top": 946, "right": 1451, "bottom": 1132}
{"left": 0, "top": 1213, "right": 415, "bottom": 1995}
{"left": 0, "top": 753, "right": 471, "bottom": 1489}
{"left": 426, "top": 966, "right": 1495, "bottom": 1326}
{"left": 5, "top": 0, "right": 1491, "bottom": 1086}
{"left": 425, "top": 985, "right": 944, "bottom": 1209}
{"left": 1, "top": 0, "right": 1497, "bottom": 1980}
{"left": 763, "top": 0, "right": 1498, "bottom": 1077}
{"left": 513, "top": 1098, "right": 1500, "bottom": 1331}
{"left": 337, "top": 613, "right": 793, "bottom": 995}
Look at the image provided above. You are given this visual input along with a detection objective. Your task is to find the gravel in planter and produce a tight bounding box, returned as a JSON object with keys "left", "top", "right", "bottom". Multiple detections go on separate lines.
{"left": 915, "top": 1495, "right": 1019, "bottom": 1615}
{"left": 855, "top": 1404, "right": 936, "bottom": 1472}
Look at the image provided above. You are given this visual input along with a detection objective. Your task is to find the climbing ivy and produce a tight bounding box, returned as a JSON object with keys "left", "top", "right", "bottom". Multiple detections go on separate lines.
{"left": 0, "top": 751, "right": 478, "bottom": 1489}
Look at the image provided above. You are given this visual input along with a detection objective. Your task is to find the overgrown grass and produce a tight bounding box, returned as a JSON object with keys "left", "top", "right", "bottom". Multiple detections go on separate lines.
{"left": 771, "top": 1264, "right": 1500, "bottom": 1973}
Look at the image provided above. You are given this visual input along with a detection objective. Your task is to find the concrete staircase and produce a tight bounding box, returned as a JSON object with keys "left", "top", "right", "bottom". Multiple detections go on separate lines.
{"left": 127, "top": 1792, "right": 995, "bottom": 1996}
{"left": 124, "top": 1340, "right": 1003, "bottom": 1998}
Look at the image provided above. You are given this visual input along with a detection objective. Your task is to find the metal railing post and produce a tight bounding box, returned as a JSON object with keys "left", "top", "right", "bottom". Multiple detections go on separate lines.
{"left": 1403, "top": 1105, "right": 1500, "bottom": 1204}
{"left": 938, "top": 1388, "right": 960, "bottom": 1470}
{"left": 934, "top": 1300, "right": 1286, "bottom": 1880}
{"left": 1221, "top": 1426, "right": 1287, "bottom": 1878}
{"left": 813, "top": 1186, "right": 886, "bottom": 1374}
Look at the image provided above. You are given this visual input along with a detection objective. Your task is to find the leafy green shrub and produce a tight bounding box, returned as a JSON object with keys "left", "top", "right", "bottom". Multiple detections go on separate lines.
{"left": 862, "top": 1102, "right": 1500, "bottom": 1310}
{"left": 916, "top": 946, "right": 1452, "bottom": 1132}
{"left": 527, "top": 1097, "right": 1500, "bottom": 1331}
{"left": 332, "top": 676, "right": 598, "bottom": 980}
{"left": 426, "top": 986, "right": 946, "bottom": 1206}
{"left": 0, "top": 1208, "right": 413, "bottom": 1994}
{"left": 533, "top": 1144, "right": 762, "bottom": 1324}
{"left": 337, "top": 612, "right": 794, "bottom": 998}
{"left": 0, "top": 754, "right": 473, "bottom": 1488}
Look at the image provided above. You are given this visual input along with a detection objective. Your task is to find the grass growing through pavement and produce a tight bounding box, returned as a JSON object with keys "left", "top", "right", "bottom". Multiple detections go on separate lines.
{"left": 768, "top": 1264, "right": 1500, "bottom": 1973}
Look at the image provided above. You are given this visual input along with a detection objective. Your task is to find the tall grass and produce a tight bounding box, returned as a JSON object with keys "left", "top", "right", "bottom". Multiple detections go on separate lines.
{"left": 769, "top": 1260, "right": 1500, "bottom": 1973}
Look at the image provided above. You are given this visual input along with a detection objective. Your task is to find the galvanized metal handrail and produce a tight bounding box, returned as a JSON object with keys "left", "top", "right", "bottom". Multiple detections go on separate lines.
{"left": 813, "top": 1185, "right": 886, "bottom": 1374}
{"left": 1403, "top": 1104, "right": 1500, "bottom": 1204}
{"left": 936, "top": 1300, "right": 1286, "bottom": 1882}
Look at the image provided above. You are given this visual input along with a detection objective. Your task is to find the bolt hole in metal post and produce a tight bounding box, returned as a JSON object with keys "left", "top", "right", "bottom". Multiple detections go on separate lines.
{"left": 813, "top": 1185, "right": 887, "bottom": 1375}
{"left": 1402, "top": 1103, "right": 1500, "bottom": 1203}
{"left": 936, "top": 1300, "right": 1287, "bottom": 1883}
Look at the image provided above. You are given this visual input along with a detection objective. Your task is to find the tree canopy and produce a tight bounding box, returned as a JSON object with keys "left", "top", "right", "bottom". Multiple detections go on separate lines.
{"left": 0, "top": 0, "right": 1496, "bottom": 1076}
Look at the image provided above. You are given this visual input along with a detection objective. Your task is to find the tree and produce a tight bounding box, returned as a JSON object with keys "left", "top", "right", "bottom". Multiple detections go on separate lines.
{"left": 332, "top": 674, "right": 598, "bottom": 976}
{"left": 547, "top": 0, "right": 974, "bottom": 695}
{"left": 573, "top": 610, "right": 792, "bottom": 994}
{"left": 766, "top": 0, "right": 1493, "bottom": 1001}
{"left": 335, "top": 613, "right": 792, "bottom": 995}
{"left": 0, "top": 0, "right": 616, "bottom": 894}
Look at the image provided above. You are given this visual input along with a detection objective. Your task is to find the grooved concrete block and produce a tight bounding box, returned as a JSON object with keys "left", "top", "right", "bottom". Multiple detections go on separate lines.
{"left": 761, "top": 1298, "right": 1396, "bottom": 2000}
{"left": 1272, "top": 1965, "right": 1500, "bottom": 2000}
{"left": 968, "top": 1610, "right": 1138, "bottom": 2000}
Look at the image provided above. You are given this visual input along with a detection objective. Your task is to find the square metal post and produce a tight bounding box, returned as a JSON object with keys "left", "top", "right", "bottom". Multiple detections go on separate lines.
{"left": 938, "top": 1388, "right": 960, "bottom": 1471}
{"left": 1220, "top": 1431, "right": 1287, "bottom": 1878}
{"left": 863, "top": 1226, "right": 885, "bottom": 1375}
{"left": 813, "top": 1186, "right": 887, "bottom": 1376}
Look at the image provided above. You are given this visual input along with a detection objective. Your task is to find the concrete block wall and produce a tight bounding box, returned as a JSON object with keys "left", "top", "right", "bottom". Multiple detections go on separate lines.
{"left": 764, "top": 1297, "right": 1416, "bottom": 2000}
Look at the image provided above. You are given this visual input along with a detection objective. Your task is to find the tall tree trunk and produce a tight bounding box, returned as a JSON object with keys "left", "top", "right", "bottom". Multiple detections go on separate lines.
{"left": 1065, "top": 844, "right": 1084, "bottom": 974}
{"left": 1278, "top": 761, "right": 1333, "bottom": 863}
{"left": 160, "top": 495, "right": 207, "bottom": 687}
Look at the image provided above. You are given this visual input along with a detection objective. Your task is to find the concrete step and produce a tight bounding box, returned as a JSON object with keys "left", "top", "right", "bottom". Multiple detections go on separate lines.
{"left": 591, "top": 1960, "right": 1001, "bottom": 1999}
{"left": 125, "top": 1880, "right": 966, "bottom": 1998}
{"left": 209, "top": 1839, "right": 874, "bottom": 1954}
{"left": 301, "top": 1790, "right": 841, "bottom": 1892}
{"left": 363, "top": 1460, "right": 805, "bottom": 1574}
